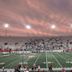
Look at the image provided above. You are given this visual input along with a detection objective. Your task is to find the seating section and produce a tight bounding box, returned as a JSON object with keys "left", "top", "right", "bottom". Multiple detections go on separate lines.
{"left": 0, "top": 36, "right": 72, "bottom": 52}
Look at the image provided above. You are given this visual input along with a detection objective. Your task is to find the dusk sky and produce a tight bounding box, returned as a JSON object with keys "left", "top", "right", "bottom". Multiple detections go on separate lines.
{"left": 0, "top": 0, "right": 72, "bottom": 37}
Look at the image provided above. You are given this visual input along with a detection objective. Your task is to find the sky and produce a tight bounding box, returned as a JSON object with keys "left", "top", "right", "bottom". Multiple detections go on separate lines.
{"left": 0, "top": 0, "right": 72, "bottom": 37}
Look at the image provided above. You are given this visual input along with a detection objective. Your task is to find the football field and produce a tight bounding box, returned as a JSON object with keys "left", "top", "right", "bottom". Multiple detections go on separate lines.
{"left": 0, "top": 52, "right": 72, "bottom": 69}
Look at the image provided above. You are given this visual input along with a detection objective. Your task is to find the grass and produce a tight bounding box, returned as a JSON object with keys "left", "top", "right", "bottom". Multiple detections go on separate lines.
{"left": 0, "top": 52, "right": 72, "bottom": 69}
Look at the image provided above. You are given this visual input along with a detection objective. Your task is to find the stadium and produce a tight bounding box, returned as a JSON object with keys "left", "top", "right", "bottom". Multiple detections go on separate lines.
{"left": 0, "top": 0, "right": 72, "bottom": 72}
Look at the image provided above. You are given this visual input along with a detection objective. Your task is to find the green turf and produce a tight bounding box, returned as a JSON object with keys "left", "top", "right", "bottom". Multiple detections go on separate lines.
{"left": 0, "top": 52, "right": 72, "bottom": 69}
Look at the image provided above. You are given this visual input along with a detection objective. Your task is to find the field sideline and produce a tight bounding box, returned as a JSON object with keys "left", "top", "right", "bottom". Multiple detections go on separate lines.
{"left": 0, "top": 52, "right": 72, "bottom": 69}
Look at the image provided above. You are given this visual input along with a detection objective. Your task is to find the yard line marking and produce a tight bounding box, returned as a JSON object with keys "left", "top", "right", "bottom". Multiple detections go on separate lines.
{"left": 45, "top": 51, "right": 48, "bottom": 71}
{"left": 24, "top": 54, "right": 30, "bottom": 63}
{"left": 51, "top": 53, "right": 62, "bottom": 68}
{"left": 64, "top": 53, "right": 72, "bottom": 59}
{"left": 20, "top": 54, "right": 29, "bottom": 63}
{"left": 57, "top": 53, "right": 72, "bottom": 64}
{"left": 56, "top": 53, "right": 66, "bottom": 60}
{"left": 3, "top": 56, "right": 18, "bottom": 67}
{"left": 34, "top": 53, "right": 41, "bottom": 64}
{"left": 7, "top": 55, "right": 24, "bottom": 68}
{"left": 4, "top": 57, "right": 19, "bottom": 68}
{"left": 4, "top": 55, "right": 22, "bottom": 68}
{"left": 9, "top": 59, "right": 20, "bottom": 68}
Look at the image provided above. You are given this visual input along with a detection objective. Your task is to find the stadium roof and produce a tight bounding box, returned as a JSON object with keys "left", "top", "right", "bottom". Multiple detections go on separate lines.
{"left": 0, "top": 0, "right": 72, "bottom": 37}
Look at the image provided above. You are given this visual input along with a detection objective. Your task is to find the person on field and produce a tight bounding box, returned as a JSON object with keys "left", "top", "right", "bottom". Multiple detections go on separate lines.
{"left": 48, "top": 64, "right": 54, "bottom": 72}
{"left": 38, "top": 65, "right": 40, "bottom": 72}
{"left": 61, "top": 67, "right": 66, "bottom": 72}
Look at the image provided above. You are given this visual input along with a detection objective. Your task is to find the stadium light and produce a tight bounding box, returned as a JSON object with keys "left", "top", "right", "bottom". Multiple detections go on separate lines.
{"left": 25, "top": 25, "right": 32, "bottom": 29}
{"left": 51, "top": 24, "right": 56, "bottom": 29}
{"left": 3, "top": 23, "right": 9, "bottom": 36}
{"left": 4, "top": 23, "right": 9, "bottom": 28}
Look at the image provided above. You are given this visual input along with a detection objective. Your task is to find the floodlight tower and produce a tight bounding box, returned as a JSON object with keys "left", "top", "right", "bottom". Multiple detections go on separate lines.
{"left": 4, "top": 23, "right": 9, "bottom": 36}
